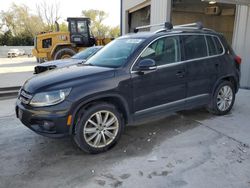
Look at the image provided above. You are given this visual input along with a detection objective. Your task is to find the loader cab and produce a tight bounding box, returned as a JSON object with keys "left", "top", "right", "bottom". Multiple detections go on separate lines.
{"left": 67, "top": 17, "right": 96, "bottom": 47}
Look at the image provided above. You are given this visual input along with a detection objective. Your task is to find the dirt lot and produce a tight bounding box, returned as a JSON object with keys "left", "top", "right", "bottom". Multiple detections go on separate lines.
{"left": 0, "top": 89, "right": 250, "bottom": 188}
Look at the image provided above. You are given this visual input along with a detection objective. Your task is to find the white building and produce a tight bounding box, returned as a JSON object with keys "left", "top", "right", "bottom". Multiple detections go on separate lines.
{"left": 121, "top": 0, "right": 250, "bottom": 88}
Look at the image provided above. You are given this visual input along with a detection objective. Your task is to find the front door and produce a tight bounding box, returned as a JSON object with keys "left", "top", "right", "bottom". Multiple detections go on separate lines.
{"left": 131, "top": 36, "right": 187, "bottom": 116}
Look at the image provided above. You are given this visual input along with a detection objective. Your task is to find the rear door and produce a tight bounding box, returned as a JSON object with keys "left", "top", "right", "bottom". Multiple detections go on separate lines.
{"left": 183, "top": 34, "right": 222, "bottom": 106}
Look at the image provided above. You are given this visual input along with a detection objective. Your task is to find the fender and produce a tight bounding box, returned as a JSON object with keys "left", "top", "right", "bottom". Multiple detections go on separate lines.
{"left": 68, "top": 93, "right": 131, "bottom": 135}
{"left": 211, "top": 74, "right": 239, "bottom": 96}
{"left": 51, "top": 43, "right": 73, "bottom": 57}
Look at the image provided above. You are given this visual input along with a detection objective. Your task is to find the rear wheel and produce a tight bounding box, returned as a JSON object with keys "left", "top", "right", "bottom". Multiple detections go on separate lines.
{"left": 54, "top": 47, "right": 76, "bottom": 60}
{"left": 208, "top": 81, "right": 235, "bottom": 115}
{"left": 73, "top": 103, "right": 124, "bottom": 154}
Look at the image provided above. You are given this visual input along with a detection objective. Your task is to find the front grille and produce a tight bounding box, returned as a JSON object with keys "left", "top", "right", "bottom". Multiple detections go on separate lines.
{"left": 19, "top": 90, "right": 32, "bottom": 104}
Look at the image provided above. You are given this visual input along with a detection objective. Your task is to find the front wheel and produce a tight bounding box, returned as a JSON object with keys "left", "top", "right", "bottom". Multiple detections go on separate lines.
{"left": 208, "top": 81, "right": 235, "bottom": 115}
{"left": 53, "top": 48, "right": 76, "bottom": 60}
{"left": 73, "top": 103, "right": 124, "bottom": 154}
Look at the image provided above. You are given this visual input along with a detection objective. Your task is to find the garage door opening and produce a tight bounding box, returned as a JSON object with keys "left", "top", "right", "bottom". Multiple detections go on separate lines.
{"left": 172, "top": 0, "right": 236, "bottom": 44}
{"left": 128, "top": 5, "right": 151, "bottom": 33}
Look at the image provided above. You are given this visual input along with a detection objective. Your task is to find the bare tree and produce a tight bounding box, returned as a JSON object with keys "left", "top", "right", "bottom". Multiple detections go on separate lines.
{"left": 0, "top": 3, "right": 45, "bottom": 37}
{"left": 36, "top": 1, "right": 61, "bottom": 31}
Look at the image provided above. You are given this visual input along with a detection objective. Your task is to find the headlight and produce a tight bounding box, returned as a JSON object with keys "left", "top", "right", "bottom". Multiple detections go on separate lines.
{"left": 30, "top": 88, "right": 71, "bottom": 107}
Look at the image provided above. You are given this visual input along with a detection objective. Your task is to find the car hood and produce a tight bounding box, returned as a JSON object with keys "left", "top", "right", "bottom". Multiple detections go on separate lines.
{"left": 23, "top": 65, "right": 115, "bottom": 93}
{"left": 37, "top": 58, "right": 85, "bottom": 68}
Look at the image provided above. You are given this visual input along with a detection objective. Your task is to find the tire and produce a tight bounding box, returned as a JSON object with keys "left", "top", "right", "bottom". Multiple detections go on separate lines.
{"left": 73, "top": 103, "right": 124, "bottom": 154}
{"left": 207, "top": 81, "right": 235, "bottom": 115}
{"left": 36, "top": 58, "right": 45, "bottom": 63}
{"left": 54, "top": 47, "right": 76, "bottom": 60}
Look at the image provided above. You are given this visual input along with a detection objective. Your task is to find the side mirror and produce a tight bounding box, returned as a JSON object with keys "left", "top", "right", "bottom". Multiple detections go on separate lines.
{"left": 137, "top": 59, "right": 157, "bottom": 72}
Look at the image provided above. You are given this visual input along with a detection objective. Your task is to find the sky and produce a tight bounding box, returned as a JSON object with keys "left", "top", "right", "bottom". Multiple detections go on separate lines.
{"left": 0, "top": 0, "right": 121, "bottom": 27}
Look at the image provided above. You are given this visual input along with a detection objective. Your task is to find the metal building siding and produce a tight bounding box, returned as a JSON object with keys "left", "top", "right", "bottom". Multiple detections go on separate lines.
{"left": 233, "top": 5, "right": 250, "bottom": 88}
{"left": 150, "top": 0, "right": 171, "bottom": 28}
{"left": 122, "top": 0, "right": 148, "bottom": 10}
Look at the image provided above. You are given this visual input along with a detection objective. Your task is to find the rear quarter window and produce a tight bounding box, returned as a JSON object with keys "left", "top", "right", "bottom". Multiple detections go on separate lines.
{"left": 182, "top": 35, "right": 208, "bottom": 60}
{"left": 213, "top": 36, "right": 224, "bottom": 54}
{"left": 206, "top": 35, "right": 224, "bottom": 56}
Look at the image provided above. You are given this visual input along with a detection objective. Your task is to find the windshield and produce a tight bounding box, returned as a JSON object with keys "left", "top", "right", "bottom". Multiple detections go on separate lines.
{"left": 87, "top": 38, "right": 144, "bottom": 68}
{"left": 72, "top": 47, "right": 101, "bottom": 60}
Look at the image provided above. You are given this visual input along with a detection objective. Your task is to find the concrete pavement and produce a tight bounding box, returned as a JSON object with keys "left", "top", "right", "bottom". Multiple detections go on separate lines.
{"left": 0, "top": 89, "right": 250, "bottom": 188}
{"left": 0, "top": 57, "right": 36, "bottom": 88}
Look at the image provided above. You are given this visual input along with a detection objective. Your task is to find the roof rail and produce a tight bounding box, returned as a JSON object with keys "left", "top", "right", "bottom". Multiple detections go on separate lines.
{"left": 134, "top": 21, "right": 204, "bottom": 33}
{"left": 134, "top": 22, "right": 173, "bottom": 33}
{"left": 173, "top": 22, "right": 203, "bottom": 29}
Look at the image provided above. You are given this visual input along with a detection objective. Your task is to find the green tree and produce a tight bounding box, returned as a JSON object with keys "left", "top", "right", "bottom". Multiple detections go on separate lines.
{"left": 82, "top": 9, "right": 120, "bottom": 38}
{"left": 59, "top": 22, "right": 68, "bottom": 32}
{"left": 0, "top": 30, "right": 12, "bottom": 45}
{"left": 82, "top": 9, "right": 109, "bottom": 38}
{"left": 109, "top": 26, "right": 120, "bottom": 38}
{"left": 0, "top": 3, "right": 45, "bottom": 38}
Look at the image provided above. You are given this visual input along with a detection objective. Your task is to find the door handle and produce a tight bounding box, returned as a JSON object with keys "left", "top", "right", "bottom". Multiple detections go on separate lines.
{"left": 176, "top": 70, "right": 185, "bottom": 78}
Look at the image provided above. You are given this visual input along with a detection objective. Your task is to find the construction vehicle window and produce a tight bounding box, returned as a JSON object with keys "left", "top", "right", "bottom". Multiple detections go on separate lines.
{"left": 140, "top": 36, "right": 181, "bottom": 66}
{"left": 42, "top": 38, "right": 52, "bottom": 48}
{"left": 70, "top": 22, "right": 77, "bottom": 33}
{"left": 77, "top": 21, "right": 87, "bottom": 33}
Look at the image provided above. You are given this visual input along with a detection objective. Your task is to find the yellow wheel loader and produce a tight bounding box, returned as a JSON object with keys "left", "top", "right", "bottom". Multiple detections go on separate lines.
{"left": 32, "top": 17, "right": 112, "bottom": 63}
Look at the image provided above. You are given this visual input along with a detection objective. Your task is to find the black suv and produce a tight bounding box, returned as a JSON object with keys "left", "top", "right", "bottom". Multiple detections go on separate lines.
{"left": 16, "top": 22, "right": 241, "bottom": 153}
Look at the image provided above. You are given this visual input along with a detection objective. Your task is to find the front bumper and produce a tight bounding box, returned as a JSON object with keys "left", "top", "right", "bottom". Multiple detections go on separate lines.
{"left": 16, "top": 99, "right": 72, "bottom": 138}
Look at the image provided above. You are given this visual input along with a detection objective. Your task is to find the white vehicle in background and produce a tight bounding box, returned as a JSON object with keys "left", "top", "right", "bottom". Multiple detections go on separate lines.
{"left": 7, "top": 49, "right": 25, "bottom": 58}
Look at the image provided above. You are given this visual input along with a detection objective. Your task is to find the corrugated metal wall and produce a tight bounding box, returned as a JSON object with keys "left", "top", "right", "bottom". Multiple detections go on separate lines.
{"left": 150, "top": 0, "right": 171, "bottom": 30}
{"left": 233, "top": 5, "right": 250, "bottom": 88}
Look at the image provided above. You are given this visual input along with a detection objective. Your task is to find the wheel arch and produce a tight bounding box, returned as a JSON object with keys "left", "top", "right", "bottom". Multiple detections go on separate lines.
{"left": 69, "top": 94, "right": 131, "bottom": 135}
{"left": 51, "top": 44, "right": 76, "bottom": 59}
{"left": 212, "top": 75, "right": 239, "bottom": 96}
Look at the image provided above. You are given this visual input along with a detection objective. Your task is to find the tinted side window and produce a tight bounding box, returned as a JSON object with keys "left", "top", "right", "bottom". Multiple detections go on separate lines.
{"left": 140, "top": 36, "right": 181, "bottom": 66}
{"left": 70, "top": 22, "right": 77, "bottom": 33}
{"left": 213, "top": 37, "right": 224, "bottom": 54}
{"left": 206, "top": 36, "right": 217, "bottom": 56}
{"left": 206, "top": 36, "right": 224, "bottom": 55}
{"left": 183, "top": 35, "right": 208, "bottom": 60}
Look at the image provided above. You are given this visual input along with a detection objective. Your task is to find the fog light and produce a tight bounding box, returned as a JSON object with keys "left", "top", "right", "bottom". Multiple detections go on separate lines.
{"left": 42, "top": 121, "right": 55, "bottom": 131}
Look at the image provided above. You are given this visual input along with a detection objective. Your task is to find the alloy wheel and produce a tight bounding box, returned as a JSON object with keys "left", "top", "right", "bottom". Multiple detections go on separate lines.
{"left": 217, "top": 85, "right": 233, "bottom": 112}
{"left": 83, "top": 110, "right": 119, "bottom": 148}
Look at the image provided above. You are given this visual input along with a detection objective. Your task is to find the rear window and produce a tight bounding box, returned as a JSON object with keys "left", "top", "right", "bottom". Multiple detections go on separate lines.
{"left": 206, "top": 35, "right": 224, "bottom": 56}
{"left": 182, "top": 35, "right": 208, "bottom": 60}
